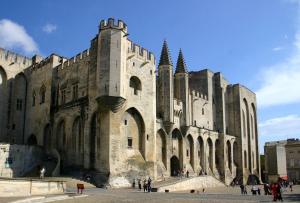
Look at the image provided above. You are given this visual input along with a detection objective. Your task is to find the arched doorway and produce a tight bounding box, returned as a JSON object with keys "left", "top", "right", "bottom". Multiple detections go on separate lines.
{"left": 27, "top": 134, "right": 37, "bottom": 145}
{"left": 43, "top": 124, "right": 51, "bottom": 150}
{"left": 123, "top": 108, "right": 145, "bottom": 158}
{"left": 90, "top": 113, "right": 98, "bottom": 169}
{"left": 227, "top": 140, "right": 232, "bottom": 172}
{"left": 187, "top": 134, "right": 194, "bottom": 170}
{"left": 215, "top": 139, "right": 221, "bottom": 172}
{"left": 170, "top": 156, "right": 180, "bottom": 176}
{"left": 207, "top": 138, "right": 213, "bottom": 172}
{"left": 156, "top": 129, "right": 167, "bottom": 168}
{"left": 197, "top": 136, "right": 204, "bottom": 170}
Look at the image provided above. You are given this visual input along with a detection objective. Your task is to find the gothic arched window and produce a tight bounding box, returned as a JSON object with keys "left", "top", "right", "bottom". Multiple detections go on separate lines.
{"left": 40, "top": 85, "right": 46, "bottom": 104}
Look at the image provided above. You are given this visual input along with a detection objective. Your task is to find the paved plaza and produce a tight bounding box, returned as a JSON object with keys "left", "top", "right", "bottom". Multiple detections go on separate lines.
{"left": 2, "top": 185, "right": 299, "bottom": 203}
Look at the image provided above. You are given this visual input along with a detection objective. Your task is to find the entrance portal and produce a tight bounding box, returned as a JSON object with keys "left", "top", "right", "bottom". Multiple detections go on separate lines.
{"left": 170, "top": 156, "right": 180, "bottom": 176}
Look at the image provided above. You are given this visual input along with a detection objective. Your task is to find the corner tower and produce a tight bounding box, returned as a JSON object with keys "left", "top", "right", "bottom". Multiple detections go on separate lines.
{"left": 157, "top": 40, "right": 174, "bottom": 126}
{"left": 174, "top": 49, "right": 190, "bottom": 126}
{"left": 96, "top": 18, "right": 128, "bottom": 112}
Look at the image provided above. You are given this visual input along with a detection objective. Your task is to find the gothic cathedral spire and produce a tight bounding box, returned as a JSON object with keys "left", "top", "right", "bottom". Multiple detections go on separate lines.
{"left": 175, "top": 49, "right": 187, "bottom": 73}
{"left": 159, "top": 40, "right": 173, "bottom": 66}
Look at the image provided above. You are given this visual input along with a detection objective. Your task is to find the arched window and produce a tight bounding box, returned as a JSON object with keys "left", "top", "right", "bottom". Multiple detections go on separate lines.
{"left": 40, "top": 85, "right": 46, "bottom": 104}
{"left": 129, "top": 76, "right": 142, "bottom": 95}
{"left": 32, "top": 91, "right": 36, "bottom": 106}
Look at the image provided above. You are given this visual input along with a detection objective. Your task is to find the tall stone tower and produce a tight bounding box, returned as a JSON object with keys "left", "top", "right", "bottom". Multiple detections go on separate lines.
{"left": 174, "top": 49, "right": 190, "bottom": 126}
{"left": 96, "top": 18, "right": 128, "bottom": 112}
{"left": 157, "top": 41, "right": 174, "bottom": 130}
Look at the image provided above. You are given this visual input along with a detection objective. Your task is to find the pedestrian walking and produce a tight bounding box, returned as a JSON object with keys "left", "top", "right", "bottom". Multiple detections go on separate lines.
{"left": 132, "top": 178, "right": 135, "bottom": 188}
{"left": 40, "top": 166, "right": 46, "bottom": 179}
{"left": 147, "top": 177, "right": 152, "bottom": 192}
{"left": 240, "top": 184, "right": 244, "bottom": 195}
{"left": 186, "top": 170, "right": 189, "bottom": 178}
{"left": 143, "top": 179, "right": 147, "bottom": 192}
{"left": 138, "top": 179, "right": 142, "bottom": 191}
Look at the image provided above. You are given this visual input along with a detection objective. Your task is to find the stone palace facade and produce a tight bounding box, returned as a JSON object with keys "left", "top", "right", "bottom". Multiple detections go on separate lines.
{"left": 0, "top": 18, "right": 260, "bottom": 186}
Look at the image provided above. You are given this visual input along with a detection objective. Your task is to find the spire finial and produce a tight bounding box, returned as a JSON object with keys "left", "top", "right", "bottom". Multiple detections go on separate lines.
{"left": 159, "top": 40, "right": 173, "bottom": 66}
{"left": 175, "top": 48, "right": 187, "bottom": 73}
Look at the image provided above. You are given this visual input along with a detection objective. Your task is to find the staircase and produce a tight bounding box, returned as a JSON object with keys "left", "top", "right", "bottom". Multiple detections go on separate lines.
{"left": 152, "top": 175, "right": 225, "bottom": 192}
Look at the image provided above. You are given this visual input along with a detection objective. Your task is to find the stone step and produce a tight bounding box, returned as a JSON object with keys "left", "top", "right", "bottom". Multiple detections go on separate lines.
{"left": 153, "top": 175, "right": 225, "bottom": 192}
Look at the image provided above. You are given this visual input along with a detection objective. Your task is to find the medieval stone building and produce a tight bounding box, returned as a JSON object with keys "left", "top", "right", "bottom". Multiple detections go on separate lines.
{"left": 0, "top": 18, "right": 260, "bottom": 186}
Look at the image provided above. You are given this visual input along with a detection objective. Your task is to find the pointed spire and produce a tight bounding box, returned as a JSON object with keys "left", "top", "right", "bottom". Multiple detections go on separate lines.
{"left": 159, "top": 40, "right": 173, "bottom": 66}
{"left": 175, "top": 49, "right": 188, "bottom": 73}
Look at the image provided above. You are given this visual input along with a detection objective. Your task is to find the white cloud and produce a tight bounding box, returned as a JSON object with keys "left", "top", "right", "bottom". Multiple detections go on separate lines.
{"left": 0, "top": 19, "right": 38, "bottom": 54}
{"left": 42, "top": 23, "right": 57, "bottom": 34}
{"left": 255, "top": 4, "right": 300, "bottom": 108}
{"left": 272, "top": 46, "right": 283, "bottom": 51}
{"left": 259, "top": 114, "right": 300, "bottom": 137}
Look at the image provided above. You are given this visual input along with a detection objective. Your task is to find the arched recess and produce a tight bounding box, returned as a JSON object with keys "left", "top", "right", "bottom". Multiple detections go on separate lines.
{"left": 171, "top": 128, "right": 183, "bottom": 168}
{"left": 243, "top": 150, "right": 247, "bottom": 169}
{"left": 251, "top": 103, "right": 259, "bottom": 172}
{"left": 170, "top": 155, "right": 180, "bottom": 176}
{"left": 243, "top": 98, "right": 252, "bottom": 172}
{"left": 226, "top": 140, "right": 232, "bottom": 172}
{"left": 72, "top": 117, "right": 82, "bottom": 153}
{"left": 123, "top": 107, "right": 146, "bottom": 158}
{"left": 0, "top": 66, "right": 8, "bottom": 137}
{"left": 14, "top": 73, "right": 27, "bottom": 144}
{"left": 156, "top": 129, "right": 167, "bottom": 168}
{"left": 233, "top": 141, "right": 238, "bottom": 167}
{"left": 27, "top": 134, "right": 37, "bottom": 145}
{"left": 207, "top": 138, "right": 213, "bottom": 171}
{"left": 187, "top": 134, "right": 194, "bottom": 170}
{"left": 57, "top": 119, "right": 66, "bottom": 150}
{"left": 39, "top": 84, "right": 46, "bottom": 104}
{"left": 90, "top": 112, "right": 99, "bottom": 169}
{"left": 197, "top": 136, "right": 204, "bottom": 170}
{"left": 129, "top": 76, "right": 142, "bottom": 95}
{"left": 215, "top": 139, "right": 221, "bottom": 172}
{"left": 43, "top": 124, "right": 51, "bottom": 149}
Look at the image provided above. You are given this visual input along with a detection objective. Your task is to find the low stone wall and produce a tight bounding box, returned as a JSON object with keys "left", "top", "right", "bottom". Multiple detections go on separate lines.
{"left": 157, "top": 176, "right": 225, "bottom": 192}
{"left": 0, "top": 178, "right": 66, "bottom": 197}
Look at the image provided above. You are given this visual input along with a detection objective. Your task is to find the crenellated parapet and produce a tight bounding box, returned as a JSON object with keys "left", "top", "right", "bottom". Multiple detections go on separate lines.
{"left": 57, "top": 49, "right": 90, "bottom": 72}
{"left": 190, "top": 89, "right": 208, "bottom": 101}
{"left": 127, "top": 40, "right": 155, "bottom": 64}
{"left": 0, "top": 47, "right": 32, "bottom": 67}
{"left": 99, "top": 18, "right": 127, "bottom": 33}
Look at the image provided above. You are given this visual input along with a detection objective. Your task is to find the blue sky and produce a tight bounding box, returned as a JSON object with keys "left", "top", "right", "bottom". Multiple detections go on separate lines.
{"left": 1, "top": 0, "right": 300, "bottom": 152}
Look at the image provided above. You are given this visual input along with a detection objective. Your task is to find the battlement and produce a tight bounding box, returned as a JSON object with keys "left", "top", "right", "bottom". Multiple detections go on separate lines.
{"left": 29, "top": 54, "right": 57, "bottom": 72}
{"left": 190, "top": 90, "right": 208, "bottom": 101}
{"left": 99, "top": 18, "right": 127, "bottom": 33}
{"left": 58, "top": 49, "right": 90, "bottom": 71}
{"left": 127, "top": 40, "right": 155, "bottom": 64}
{"left": 0, "top": 47, "right": 32, "bottom": 67}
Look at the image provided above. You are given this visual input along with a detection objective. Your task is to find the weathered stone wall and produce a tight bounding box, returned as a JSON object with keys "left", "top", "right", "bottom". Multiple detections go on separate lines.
{"left": 0, "top": 143, "right": 43, "bottom": 177}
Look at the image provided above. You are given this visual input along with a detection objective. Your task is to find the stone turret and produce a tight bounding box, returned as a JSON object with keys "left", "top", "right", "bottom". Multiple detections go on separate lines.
{"left": 157, "top": 40, "right": 174, "bottom": 129}
{"left": 174, "top": 49, "right": 190, "bottom": 126}
{"left": 96, "top": 18, "right": 128, "bottom": 112}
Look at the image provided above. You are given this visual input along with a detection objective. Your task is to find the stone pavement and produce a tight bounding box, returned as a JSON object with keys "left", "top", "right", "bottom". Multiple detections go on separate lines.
{"left": 1, "top": 185, "right": 299, "bottom": 203}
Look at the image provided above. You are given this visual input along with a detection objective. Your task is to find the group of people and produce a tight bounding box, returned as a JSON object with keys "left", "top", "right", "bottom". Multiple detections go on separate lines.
{"left": 173, "top": 169, "right": 191, "bottom": 178}
{"left": 132, "top": 177, "right": 152, "bottom": 192}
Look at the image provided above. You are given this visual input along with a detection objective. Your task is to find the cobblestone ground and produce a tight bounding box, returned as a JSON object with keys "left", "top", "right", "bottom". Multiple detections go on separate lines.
{"left": 60, "top": 185, "right": 300, "bottom": 203}
{"left": 1, "top": 185, "right": 299, "bottom": 203}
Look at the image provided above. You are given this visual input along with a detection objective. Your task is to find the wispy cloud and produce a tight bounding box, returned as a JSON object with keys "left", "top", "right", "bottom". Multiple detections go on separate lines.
{"left": 259, "top": 114, "right": 300, "bottom": 137}
{"left": 272, "top": 46, "right": 284, "bottom": 51}
{"left": 0, "top": 19, "right": 39, "bottom": 54}
{"left": 42, "top": 23, "right": 57, "bottom": 34}
{"left": 255, "top": 3, "right": 300, "bottom": 108}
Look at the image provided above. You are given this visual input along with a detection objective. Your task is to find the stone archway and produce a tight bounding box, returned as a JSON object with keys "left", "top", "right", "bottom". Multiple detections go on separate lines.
{"left": 187, "top": 134, "right": 194, "bottom": 170}
{"left": 197, "top": 136, "right": 204, "bottom": 170}
{"left": 207, "top": 138, "right": 213, "bottom": 172}
{"left": 227, "top": 140, "right": 232, "bottom": 172}
{"left": 171, "top": 129, "right": 183, "bottom": 168}
{"left": 170, "top": 155, "right": 180, "bottom": 176}
{"left": 156, "top": 129, "right": 167, "bottom": 168}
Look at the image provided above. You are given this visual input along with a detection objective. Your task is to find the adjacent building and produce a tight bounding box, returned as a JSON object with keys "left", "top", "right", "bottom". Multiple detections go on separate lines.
{"left": 264, "top": 138, "right": 300, "bottom": 183}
